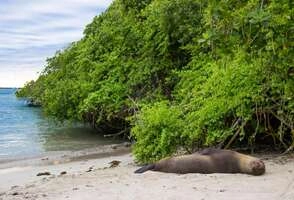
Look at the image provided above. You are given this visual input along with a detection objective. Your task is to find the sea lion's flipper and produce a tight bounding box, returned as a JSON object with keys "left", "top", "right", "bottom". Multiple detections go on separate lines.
{"left": 134, "top": 164, "right": 155, "bottom": 173}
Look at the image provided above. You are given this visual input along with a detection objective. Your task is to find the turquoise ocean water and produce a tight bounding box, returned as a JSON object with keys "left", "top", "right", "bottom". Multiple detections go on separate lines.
{"left": 0, "top": 88, "right": 118, "bottom": 160}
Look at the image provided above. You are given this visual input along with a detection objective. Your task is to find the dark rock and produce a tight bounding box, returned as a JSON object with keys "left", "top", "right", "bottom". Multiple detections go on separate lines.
{"left": 60, "top": 171, "right": 67, "bottom": 175}
{"left": 37, "top": 172, "right": 51, "bottom": 176}
{"left": 12, "top": 192, "right": 20, "bottom": 196}
{"left": 26, "top": 98, "right": 41, "bottom": 107}
{"left": 109, "top": 160, "right": 121, "bottom": 168}
{"left": 86, "top": 166, "right": 94, "bottom": 172}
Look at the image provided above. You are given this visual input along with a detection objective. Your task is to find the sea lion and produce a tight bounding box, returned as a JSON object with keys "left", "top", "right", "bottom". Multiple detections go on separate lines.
{"left": 134, "top": 149, "right": 265, "bottom": 176}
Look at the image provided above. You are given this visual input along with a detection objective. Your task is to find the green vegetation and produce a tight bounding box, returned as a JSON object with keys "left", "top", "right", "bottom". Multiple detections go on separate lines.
{"left": 16, "top": 0, "right": 293, "bottom": 163}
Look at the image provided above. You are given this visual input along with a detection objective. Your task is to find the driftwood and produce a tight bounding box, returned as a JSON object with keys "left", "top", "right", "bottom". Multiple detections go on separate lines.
{"left": 104, "top": 128, "right": 129, "bottom": 138}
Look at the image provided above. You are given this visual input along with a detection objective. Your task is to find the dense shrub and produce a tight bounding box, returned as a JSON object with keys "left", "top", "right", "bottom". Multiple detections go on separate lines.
{"left": 17, "top": 0, "right": 293, "bottom": 162}
{"left": 131, "top": 101, "right": 188, "bottom": 163}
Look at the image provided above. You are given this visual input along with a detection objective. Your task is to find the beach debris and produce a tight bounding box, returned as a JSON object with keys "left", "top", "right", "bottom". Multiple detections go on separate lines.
{"left": 73, "top": 187, "right": 79, "bottom": 191}
{"left": 36, "top": 171, "right": 51, "bottom": 176}
{"left": 109, "top": 160, "right": 121, "bottom": 168}
{"left": 86, "top": 166, "right": 94, "bottom": 172}
{"left": 11, "top": 192, "right": 20, "bottom": 196}
{"left": 60, "top": 171, "right": 67, "bottom": 175}
{"left": 41, "top": 157, "right": 49, "bottom": 161}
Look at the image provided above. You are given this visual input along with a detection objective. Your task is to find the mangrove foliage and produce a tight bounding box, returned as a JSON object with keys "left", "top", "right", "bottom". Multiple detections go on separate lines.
{"left": 16, "top": 0, "right": 294, "bottom": 163}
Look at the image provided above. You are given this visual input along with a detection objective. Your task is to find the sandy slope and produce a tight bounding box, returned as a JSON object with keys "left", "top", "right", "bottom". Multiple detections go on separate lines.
{"left": 0, "top": 147, "right": 294, "bottom": 200}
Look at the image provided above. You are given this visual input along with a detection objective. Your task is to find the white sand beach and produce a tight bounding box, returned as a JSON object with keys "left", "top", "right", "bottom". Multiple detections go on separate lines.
{"left": 0, "top": 145, "right": 294, "bottom": 200}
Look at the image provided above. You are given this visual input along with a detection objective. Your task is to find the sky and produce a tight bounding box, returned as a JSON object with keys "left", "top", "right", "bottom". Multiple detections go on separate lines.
{"left": 0, "top": 0, "right": 113, "bottom": 87}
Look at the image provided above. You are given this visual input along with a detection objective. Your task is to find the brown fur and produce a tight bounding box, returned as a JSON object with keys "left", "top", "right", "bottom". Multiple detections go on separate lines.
{"left": 134, "top": 149, "right": 265, "bottom": 176}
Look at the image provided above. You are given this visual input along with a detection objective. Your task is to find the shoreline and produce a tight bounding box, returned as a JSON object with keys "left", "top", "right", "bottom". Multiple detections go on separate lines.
{"left": 0, "top": 143, "right": 132, "bottom": 193}
{"left": 0, "top": 146, "right": 294, "bottom": 200}
{"left": 0, "top": 142, "right": 131, "bottom": 168}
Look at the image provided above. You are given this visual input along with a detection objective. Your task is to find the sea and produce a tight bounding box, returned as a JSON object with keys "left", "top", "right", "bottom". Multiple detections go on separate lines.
{"left": 0, "top": 88, "right": 120, "bottom": 160}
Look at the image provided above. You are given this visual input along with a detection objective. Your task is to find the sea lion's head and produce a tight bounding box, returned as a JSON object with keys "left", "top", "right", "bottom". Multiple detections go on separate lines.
{"left": 249, "top": 159, "right": 265, "bottom": 175}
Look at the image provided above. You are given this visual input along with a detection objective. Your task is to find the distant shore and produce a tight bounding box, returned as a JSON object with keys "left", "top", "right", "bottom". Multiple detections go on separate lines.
{"left": 0, "top": 144, "right": 294, "bottom": 200}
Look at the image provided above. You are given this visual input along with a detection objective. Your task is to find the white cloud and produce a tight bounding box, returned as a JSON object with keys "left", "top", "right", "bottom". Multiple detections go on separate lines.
{"left": 0, "top": 0, "right": 113, "bottom": 87}
{"left": 0, "top": 66, "right": 40, "bottom": 88}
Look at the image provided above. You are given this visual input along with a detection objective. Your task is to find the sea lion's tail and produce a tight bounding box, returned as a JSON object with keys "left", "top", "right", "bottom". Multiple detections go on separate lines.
{"left": 134, "top": 164, "right": 155, "bottom": 173}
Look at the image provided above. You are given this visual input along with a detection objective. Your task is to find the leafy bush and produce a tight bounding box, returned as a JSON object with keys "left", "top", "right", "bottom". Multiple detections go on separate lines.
{"left": 131, "top": 101, "right": 187, "bottom": 163}
{"left": 17, "top": 0, "right": 293, "bottom": 162}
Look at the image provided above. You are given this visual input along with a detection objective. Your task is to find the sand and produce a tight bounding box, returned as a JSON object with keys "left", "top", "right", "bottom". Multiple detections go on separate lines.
{"left": 0, "top": 145, "right": 294, "bottom": 200}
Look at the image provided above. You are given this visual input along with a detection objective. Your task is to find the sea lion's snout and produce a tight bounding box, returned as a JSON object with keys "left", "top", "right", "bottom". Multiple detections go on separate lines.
{"left": 250, "top": 160, "right": 265, "bottom": 175}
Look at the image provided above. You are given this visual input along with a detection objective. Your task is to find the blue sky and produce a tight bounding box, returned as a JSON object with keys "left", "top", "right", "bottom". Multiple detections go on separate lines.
{"left": 0, "top": 0, "right": 113, "bottom": 87}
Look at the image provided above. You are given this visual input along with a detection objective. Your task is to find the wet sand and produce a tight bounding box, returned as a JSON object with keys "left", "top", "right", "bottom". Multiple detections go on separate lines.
{"left": 0, "top": 145, "right": 293, "bottom": 200}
